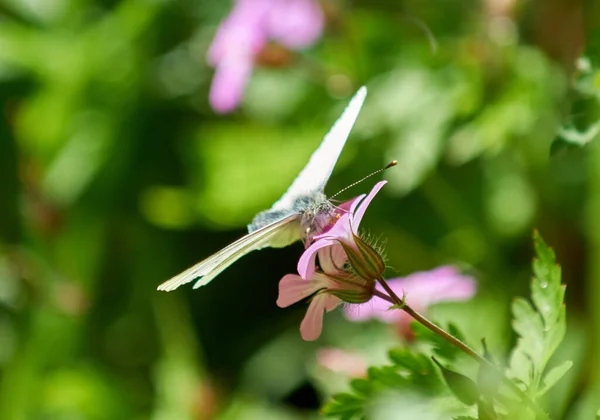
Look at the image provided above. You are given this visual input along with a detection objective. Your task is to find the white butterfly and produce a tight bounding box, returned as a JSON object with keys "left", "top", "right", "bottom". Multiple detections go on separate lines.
{"left": 157, "top": 86, "right": 367, "bottom": 291}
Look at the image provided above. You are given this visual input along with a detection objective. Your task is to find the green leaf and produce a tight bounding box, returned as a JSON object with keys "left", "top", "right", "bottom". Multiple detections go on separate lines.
{"left": 537, "top": 360, "right": 573, "bottom": 397}
{"left": 322, "top": 347, "right": 456, "bottom": 418}
{"left": 507, "top": 230, "right": 568, "bottom": 397}
{"left": 477, "top": 399, "right": 498, "bottom": 420}
{"left": 388, "top": 349, "right": 444, "bottom": 392}
{"left": 432, "top": 357, "right": 480, "bottom": 406}
{"left": 349, "top": 378, "right": 373, "bottom": 396}
{"left": 321, "top": 393, "right": 364, "bottom": 418}
{"left": 366, "top": 366, "right": 406, "bottom": 388}
{"left": 411, "top": 321, "right": 465, "bottom": 361}
{"left": 477, "top": 339, "right": 502, "bottom": 400}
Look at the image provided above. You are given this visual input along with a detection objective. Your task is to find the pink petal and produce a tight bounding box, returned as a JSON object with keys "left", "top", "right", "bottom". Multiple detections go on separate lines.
{"left": 207, "top": 0, "right": 269, "bottom": 66}
{"left": 351, "top": 181, "right": 387, "bottom": 231}
{"left": 344, "top": 297, "right": 398, "bottom": 323}
{"left": 344, "top": 266, "right": 476, "bottom": 324}
{"left": 314, "top": 212, "right": 354, "bottom": 245}
{"left": 314, "top": 194, "right": 365, "bottom": 239}
{"left": 277, "top": 273, "right": 328, "bottom": 308}
{"left": 337, "top": 197, "right": 360, "bottom": 213}
{"left": 387, "top": 266, "right": 477, "bottom": 307}
{"left": 324, "top": 294, "right": 342, "bottom": 312}
{"left": 298, "top": 237, "right": 337, "bottom": 280}
{"left": 318, "top": 244, "right": 347, "bottom": 275}
{"left": 267, "top": 0, "right": 324, "bottom": 48}
{"left": 209, "top": 54, "right": 253, "bottom": 113}
{"left": 300, "top": 292, "right": 329, "bottom": 341}
{"left": 316, "top": 347, "right": 369, "bottom": 378}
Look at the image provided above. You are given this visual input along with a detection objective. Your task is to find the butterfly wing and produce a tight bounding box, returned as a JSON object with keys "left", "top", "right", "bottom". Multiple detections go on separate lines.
{"left": 270, "top": 86, "right": 367, "bottom": 211}
{"left": 157, "top": 213, "right": 300, "bottom": 291}
{"left": 159, "top": 87, "right": 367, "bottom": 291}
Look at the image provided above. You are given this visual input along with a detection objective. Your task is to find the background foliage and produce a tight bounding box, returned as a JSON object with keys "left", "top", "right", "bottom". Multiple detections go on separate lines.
{"left": 0, "top": 0, "right": 599, "bottom": 419}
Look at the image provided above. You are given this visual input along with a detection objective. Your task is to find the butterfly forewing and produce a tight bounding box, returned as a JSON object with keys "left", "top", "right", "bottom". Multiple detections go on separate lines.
{"left": 270, "top": 87, "right": 367, "bottom": 211}
{"left": 157, "top": 214, "right": 300, "bottom": 291}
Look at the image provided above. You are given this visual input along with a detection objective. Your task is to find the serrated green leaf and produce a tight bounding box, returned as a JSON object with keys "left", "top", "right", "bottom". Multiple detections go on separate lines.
{"left": 388, "top": 349, "right": 444, "bottom": 392}
{"left": 367, "top": 366, "right": 407, "bottom": 388}
{"left": 322, "top": 393, "right": 364, "bottom": 418}
{"left": 323, "top": 347, "right": 455, "bottom": 418}
{"left": 389, "top": 349, "right": 431, "bottom": 373}
{"left": 432, "top": 357, "right": 480, "bottom": 406}
{"left": 477, "top": 399, "right": 498, "bottom": 420}
{"left": 537, "top": 360, "right": 573, "bottom": 397}
{"left": 507, "top": 230, "right": 568, "bottom": 398}
{"left": 411, "top": 321, "right": 465, "bottom": 361}
{"left": 349, "top": 378, "right": 373, "bottom": 396}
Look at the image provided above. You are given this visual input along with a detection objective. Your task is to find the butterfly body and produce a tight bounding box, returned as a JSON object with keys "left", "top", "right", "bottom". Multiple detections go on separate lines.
{"left": 248, "top": 191, "right": 333, "bottom": 245}
{"left": 158, "top": 86, "right": 367, "bottom": 292}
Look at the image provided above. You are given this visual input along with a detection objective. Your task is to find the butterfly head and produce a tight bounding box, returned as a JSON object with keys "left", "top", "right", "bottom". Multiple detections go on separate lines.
{"left": 295, "top": 192, "right": 337, "bottom": 244}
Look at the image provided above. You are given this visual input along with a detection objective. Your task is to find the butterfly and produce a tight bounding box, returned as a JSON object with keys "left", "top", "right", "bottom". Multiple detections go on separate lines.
{"left": 157, "top": 86, "right": 368, "bottom": 291}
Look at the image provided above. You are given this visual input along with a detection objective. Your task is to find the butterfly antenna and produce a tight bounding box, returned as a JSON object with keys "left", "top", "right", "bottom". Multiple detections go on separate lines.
{"left": 329, "top": 160, "right": 397, "bottom": 200}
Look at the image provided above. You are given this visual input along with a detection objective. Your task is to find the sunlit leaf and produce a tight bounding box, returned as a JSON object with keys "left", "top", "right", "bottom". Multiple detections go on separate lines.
{"left": 537, "top": 360, "right": 573, "bottom": 397}
{"left": 507, "top": 230, "right": 567, "bottom": 397}
{"left": 432, "top": 357, "right": 479, "bottom": 406}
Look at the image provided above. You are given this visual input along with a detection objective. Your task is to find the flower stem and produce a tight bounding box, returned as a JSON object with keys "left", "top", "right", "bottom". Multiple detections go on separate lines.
{"left": 375, "top": 278, "right": 549, "bottom": 420}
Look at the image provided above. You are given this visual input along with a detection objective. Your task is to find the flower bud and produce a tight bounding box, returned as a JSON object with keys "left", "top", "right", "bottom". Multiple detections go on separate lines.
{"left": 340, "top": 234, "right": 385, "bottom": 281}
{"left": 329, "top": 279, "right": 375, "bottom": 304}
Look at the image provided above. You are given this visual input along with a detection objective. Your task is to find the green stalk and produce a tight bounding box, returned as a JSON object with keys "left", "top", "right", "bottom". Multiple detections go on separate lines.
{"left": 584, "top": 136, "right": 600, "bottom": 412}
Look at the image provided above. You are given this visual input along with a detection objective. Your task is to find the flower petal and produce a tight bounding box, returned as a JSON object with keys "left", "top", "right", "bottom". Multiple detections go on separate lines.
{"left": 298, "top": 237, "right": 337, "bottom": 279}
{"left": 344, "top": 296, "right": 398, "bottom": 323}
{"left": 314, "top": 194, "right": 365, "bottom": 241}
{"left": 207, "top": 0, "right": 269, "bottom": 66}
{"left": 324, "top": 294, "right": 342, "bottom": 312}
{"left": 300, "top": 292, "right": 329, "bottom": 341}
{"left": 318, "top": 244, "right": 347, "bottom": 275}
{"left": 344, "top": 266, "right": 476, "bottom": 323}
{"left": 351, "top": 181, "right": 387, "bottom": 230}
{"left": 267, "top": 0, "right": 324, "bottom": 48}
{"left": 209, "top": 54, "right": 254, "bottom": 113}
{"left": 277, "top": 274, "right": 327, "bottom": 308}
{"left": 316, "top": 347, "right": 368, "bottom": 378}
{"left": 385, "top": 266, "right": 476, "bottom": 308}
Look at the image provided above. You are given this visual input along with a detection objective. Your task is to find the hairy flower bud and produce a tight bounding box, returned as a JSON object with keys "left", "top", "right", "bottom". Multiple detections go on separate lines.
{"left": 340, "top": 234, "right": 385, "bottom": 281}
{"left": 329, "top": 277, "right": 375, "bottom": 304}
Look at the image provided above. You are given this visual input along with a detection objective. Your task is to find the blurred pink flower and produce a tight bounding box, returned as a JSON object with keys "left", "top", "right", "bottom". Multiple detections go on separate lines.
{"left": 344, "top": 266, "right": 477, "bottom": 336}
{"left": 298, "top": 181, "right": 387, "bottom": 280}
{"left": 316, "top": 347, "right": 369, "bottom": 378}
{"left": 207, "top": 0, "right": 324, "bottom": 113}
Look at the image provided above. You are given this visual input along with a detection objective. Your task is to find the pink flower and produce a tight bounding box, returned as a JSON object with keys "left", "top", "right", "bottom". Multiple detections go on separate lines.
{"left": 298, "top": 180, "right": 387, "bottom": 280}
{"left": 277, "top": 244, "right": 375, "bottom": 341}
{"left": 277, "top": 182, "right": 389, "bottom": 341}
{"left": 316, "top": 347, "right": 369, "bottom": 378}
{"left": 207, "top": 0, "right": 324, "bottom": 113}
{"left": 344, "top": 266, "right": 477, "bottom": 335}
{"left": 277, "top": 272, "right": 342, "bottom": 341}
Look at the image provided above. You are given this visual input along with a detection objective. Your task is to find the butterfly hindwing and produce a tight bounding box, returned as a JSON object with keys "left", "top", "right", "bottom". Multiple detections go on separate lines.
{"left": 157, "top": 213, "right": 300, "bottom": 291}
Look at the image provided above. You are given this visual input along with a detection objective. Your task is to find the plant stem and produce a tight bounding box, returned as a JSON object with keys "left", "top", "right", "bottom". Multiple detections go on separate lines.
{"left": 375, "top": 278, "right": 550, "bottom": 420}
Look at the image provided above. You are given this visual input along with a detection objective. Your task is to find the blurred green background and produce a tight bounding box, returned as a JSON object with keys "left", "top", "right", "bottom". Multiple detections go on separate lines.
{"left": 0, "top": 0, "right": 599, "bottom": 419}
